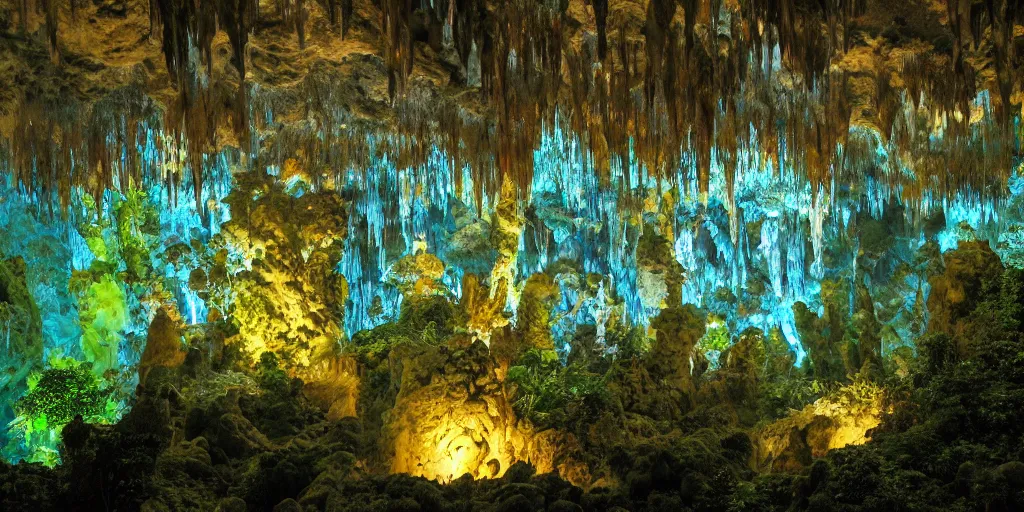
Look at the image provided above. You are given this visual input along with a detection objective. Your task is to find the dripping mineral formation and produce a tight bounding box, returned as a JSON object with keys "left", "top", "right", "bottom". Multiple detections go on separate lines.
{"left": 0, "top": 0, "right": 1023, "bottom": 510}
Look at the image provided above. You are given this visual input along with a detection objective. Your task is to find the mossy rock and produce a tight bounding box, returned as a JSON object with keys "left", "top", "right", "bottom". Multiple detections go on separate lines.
{"left": 0, "top": 255, "right": 43, "bottom": 362}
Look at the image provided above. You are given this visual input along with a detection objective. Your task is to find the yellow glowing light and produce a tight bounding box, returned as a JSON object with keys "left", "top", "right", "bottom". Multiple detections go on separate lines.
{"left": 393, "top": 402, "right": 519, "bottom": 484}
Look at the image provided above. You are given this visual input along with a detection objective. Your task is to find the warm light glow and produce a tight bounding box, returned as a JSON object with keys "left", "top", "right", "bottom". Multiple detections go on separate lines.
{"left": 402, "top": 410, "right": 516, "bottom": 483}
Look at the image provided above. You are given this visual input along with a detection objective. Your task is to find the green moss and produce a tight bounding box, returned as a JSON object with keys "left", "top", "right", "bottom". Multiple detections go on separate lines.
{"left": 18, "top": 368, "right": 108, "bottom": 426}
{"left": 348, "top": 297, "right": 456, "bottom": 360}
{"left": 255, "top": 352, "right": 290, "bottom": 396}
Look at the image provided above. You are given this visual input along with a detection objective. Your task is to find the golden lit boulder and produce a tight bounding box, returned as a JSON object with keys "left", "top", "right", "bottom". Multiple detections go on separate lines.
{"left": 383, "top": 339, "right": 580, "bottom": 484}
{"left": 299, "top": 354, "right": 360, "bottom": 420}
{"left": 222, "top": 171, "right": 348, "bottom": 371}
{"left": 139, "top": 306, "right": 187, "bottom": 387}
{"left": 751, "top": 380, "right": 884, "bottom": 472}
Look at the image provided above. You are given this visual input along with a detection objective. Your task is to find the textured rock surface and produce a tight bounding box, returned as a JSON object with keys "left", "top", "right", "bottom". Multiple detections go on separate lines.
{"left": 385, "top": 338, "right": 581, "bottom": 484}
{"left": 0, "top": 255, "right": 43, "bottom": 423}
{"left": 752, "top": 380, "right": 884, "bottom": 472}
{"left": 927, "top": 240, "right": 1005, "bottom": 342}
{"left": 2, "top": 1, "right": 1020, "bottom": 219}
{"left": 647, "top": 304, "right": 706, "bottom": 418}
{"left": 139, "top": 306, "right": 186, "bottom": 386}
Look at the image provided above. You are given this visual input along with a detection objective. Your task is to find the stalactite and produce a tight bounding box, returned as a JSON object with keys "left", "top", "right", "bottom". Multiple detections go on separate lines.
{"left": 42, "top": 0, "right": 57, "bottom": 63}
{"left": 323, "top": 0, "right": 338, "bottom": 28}
{"left": 590, "top": 0, "right": 609, "bottom": 62}
{"left": 383, "top": 0, "right": 414, "bottom": 101}
{"left": 148, "top": 0, "right": 160, "bottom": 38}
{"left": 296, "top": 0, "right": 307, "bottom": 49}
{"left": 217, "top": 0, "right": 258, "bottom": 144}
{"left": 19, "top": 0, "right": 30, "bottom": 36}
{"left": 154, "top": 0, "right": 195, "bottom": 100}
{"left": 2, "top": 0, "right": 1021, "bottom": 221}
{"left": 341, "top": 0, "right": 354, "bottom": 37}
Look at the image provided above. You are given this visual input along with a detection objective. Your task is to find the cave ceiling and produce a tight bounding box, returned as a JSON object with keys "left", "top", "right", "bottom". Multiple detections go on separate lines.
{"left": 0, "top": 0, "right": 1021, "bottom": 210}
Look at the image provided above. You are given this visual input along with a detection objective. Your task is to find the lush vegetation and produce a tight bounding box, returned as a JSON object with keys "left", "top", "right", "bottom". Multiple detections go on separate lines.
{"left": 4, "top": 358, "right": 118, "bottom": 466}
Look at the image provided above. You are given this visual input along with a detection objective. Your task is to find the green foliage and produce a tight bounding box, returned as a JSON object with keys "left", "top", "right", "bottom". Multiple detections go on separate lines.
{"left": 700, "top": 319, "right": 731, "bottom": 353}
{"left": 755, "top": 375, "right": 833, "bottom": 424}
{"left": 349, "top": 296, "right": 456, "bottom": 360}
{"left": 255, "top": 352, "right": 290, "bottom": 396}
{"left": 397, "top": 294, "right": 463, "bottom": 337}
{"left": 6, "top": 359, "right": 119, "bottom": 466}
{"left": 507, "top": 348, "right": 610, "bottom": 428}
{"left": 698, "top": 315, "right": 731, "bottom": 369}
{"left": 77, "top": 274, "right": 129, "bottom": 375}
{"left": 350, "top": 323, "right": 414, "bottom": 359}
{"left": 606, "top": 323, "right": 652, "bottom": 359}
{"left": 19, "top": 367, "right": 109, "bottom": 427}
{"left": 755, "top": 268, "right": 1024, "bottom": 510}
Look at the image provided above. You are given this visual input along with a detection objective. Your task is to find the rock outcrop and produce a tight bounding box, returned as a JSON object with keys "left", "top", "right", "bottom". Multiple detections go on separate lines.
{"left": 384, "top": 338, "right": 583, "bottom": 484}
{"left": 752, "top": 380, "right": 884, "bottom": 473}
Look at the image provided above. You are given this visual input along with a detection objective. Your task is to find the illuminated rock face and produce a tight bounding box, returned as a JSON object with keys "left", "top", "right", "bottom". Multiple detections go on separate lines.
{"left": 752, "top": 380, "right": 884, "bottom": 472}
{"left": 385, "top": 339, "right": 576, "bottom": 483}
{"left": 222, "top": 172, "right": 349, "bottom": 370}
{"left": 138, "top": 306, "right": 186, "bottom": 387}
{"left": 386, "top": 340, "right": 520, "bottom": 482}
{"left": 300, "top": 354, "right": 360, "bottom": 420}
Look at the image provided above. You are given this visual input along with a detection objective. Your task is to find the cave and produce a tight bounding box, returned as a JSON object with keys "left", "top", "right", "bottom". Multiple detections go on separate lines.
{"left": 0, "top": 0, "right": 1023, "bottom": 511}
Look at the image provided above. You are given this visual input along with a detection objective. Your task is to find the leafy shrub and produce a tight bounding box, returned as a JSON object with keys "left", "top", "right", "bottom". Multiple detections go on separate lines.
{"left": 5, "top": 358, "right": 118, "bottom": 466}
{"left": 507, "top": 349, "right": 610, "bottom": 429}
